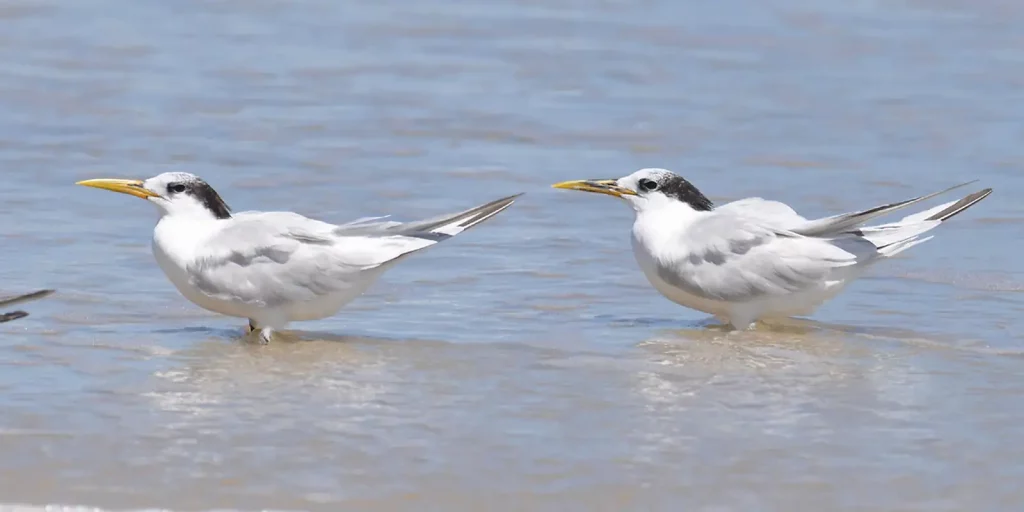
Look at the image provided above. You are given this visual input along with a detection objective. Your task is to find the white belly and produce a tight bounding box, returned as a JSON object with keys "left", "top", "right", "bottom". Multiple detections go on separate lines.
{"left": 151, "top": 239, "right": 386, "bottom": 326}
{"left": 631, "top": 238, "right": 730, "bottom": 316}
{"left": 630, "top": 234, "right": 850, "bottom": 327}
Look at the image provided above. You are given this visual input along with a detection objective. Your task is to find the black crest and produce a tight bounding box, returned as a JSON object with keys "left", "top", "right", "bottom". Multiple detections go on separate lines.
{"left": 647, "top": 173, "right": 714, "bottom": 211}
{"left": 166, "top": 177, "right": 233, "bottom": 219}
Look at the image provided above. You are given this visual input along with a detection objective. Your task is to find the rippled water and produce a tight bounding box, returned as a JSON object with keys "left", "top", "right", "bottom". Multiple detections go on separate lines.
{"left": 1, "top": 0, "right": 1024, "bottom": 510}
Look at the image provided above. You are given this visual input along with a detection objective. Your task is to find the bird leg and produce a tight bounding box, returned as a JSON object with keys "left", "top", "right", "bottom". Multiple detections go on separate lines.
{"left": 257, "top": 327, "right": 274, "bottom": 344}
{"left": 243, "top": 319, "right": 273, "bottom": 344}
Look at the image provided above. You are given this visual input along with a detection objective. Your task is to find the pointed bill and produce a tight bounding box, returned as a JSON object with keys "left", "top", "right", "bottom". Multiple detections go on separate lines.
{"left": 552, "top": 179, "right": 637, "bottom": 198}
{"left": 77, "top": 178, "right": 159, "bottom": 199}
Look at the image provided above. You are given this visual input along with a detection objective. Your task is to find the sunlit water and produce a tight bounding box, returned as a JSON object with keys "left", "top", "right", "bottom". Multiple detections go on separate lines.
{"left": 1, "top": 0, "right": 1024, "bottom": 510}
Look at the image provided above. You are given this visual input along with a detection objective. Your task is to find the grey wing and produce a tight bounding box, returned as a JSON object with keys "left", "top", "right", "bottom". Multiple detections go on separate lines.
{"left": 791, "top": 181, "right": 977, "bottom": 237}
{"left": 660, "top": 214, "right": 865, "bottom": 302}
{"left": 332, "top": 193, "right": 521, "bottom": 241}
{"left": 717, "top": 197, "right": 807, "bottom": 228}
{"left": 187, "top": 195, "right": 520, "bottom": 307}
{"left": 186, "top": 213, "right": 435, "bottom": 307}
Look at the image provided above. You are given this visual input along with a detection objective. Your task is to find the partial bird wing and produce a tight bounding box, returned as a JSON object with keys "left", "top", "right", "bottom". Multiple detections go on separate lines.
{"left": 717, "top": 197, "right": 807, "bottom": 227}
{"left": 790, "top": 181, "right": 977, "bottom": 237}
{"left": 0, "top": 289, "right": 53, "bottom": 324}
{"left": 658, "top": 213, "right": 866, "bottom": 303}
{"left": 0, "top": 289, "right": 54, "bottom": 309}
{"left": 0, "top": 311, "right": 29, "bottom": 323}
{"left": 332, "top": 194, "right": 523, "bottom": 241}
{"left": 664, "top": 182, "right": 992, "bottom": 304}
{"left": 187, "top": 195, "right": 520, "bottom": 307}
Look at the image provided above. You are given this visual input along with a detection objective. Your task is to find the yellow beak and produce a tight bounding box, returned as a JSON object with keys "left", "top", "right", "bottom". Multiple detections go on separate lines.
{"left": 76, "top": 178, "right": 159, "bottom": 199}
{"left": 551, "top": 179, "right": 637, "bottom": 198}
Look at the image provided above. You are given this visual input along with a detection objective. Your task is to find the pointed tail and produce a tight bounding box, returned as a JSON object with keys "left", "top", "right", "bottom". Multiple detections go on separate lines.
{"left": 855, "top": 188, "right": 992, "bottom": 257}
{"left": 399, "top": 193, "right": 523, "bottom": 241}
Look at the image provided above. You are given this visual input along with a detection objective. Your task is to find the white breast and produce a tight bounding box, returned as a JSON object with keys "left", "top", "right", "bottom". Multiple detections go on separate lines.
{"left": 151, "top": 216, "right": 391, "bottom": 326}
{"left": 630, "top": 231, "right": 729, "bottom": 316}
{"left": 152, "top": 217, "right": 256, "bottom": 319}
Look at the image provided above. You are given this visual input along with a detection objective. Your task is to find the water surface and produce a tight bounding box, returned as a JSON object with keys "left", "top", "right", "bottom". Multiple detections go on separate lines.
{"left": 1, "top": 0, "right": 1024, "bottom": 510}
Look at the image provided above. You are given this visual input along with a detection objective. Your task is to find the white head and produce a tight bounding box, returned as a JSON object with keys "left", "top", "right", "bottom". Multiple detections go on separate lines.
{"left": 552, "top": 168, "right": 714, "bottom": 214}
{"left": 77, "top": 172, "right": 233, "bottom": 220}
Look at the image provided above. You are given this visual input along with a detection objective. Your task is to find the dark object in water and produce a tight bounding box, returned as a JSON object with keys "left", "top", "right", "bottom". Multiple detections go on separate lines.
{"left": 0, "top": 289, "right": 54, "bottom": 323}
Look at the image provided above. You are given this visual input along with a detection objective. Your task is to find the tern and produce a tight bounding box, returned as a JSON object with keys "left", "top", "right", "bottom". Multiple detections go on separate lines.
{"left": 0, "top": 289, "right": 54, "bottom": 323}
{"left": 77, "top": 172, "right": 521, "bottom": 342}
{"left": 553, "top": 168, "right": 992, "bottom": 329}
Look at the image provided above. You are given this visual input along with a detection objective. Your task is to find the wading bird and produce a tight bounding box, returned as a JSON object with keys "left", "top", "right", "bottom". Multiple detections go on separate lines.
{"left": 553, "top": 168, "right": 991, "bottom": 329}
{"left": 79, "top": 172, "right": 520, "bottom": 342}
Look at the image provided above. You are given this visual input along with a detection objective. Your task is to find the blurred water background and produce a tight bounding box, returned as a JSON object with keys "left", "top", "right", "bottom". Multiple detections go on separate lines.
{"left": 1, "top": 0, "right": 1024, "bottom": 510}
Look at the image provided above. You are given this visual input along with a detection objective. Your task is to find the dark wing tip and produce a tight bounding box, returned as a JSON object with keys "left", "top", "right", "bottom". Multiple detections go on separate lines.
{"left": 458, "top": 193, "right": 522, "bottom": 229}
{"left": 927, "top": 188, "right": 993, "bottom": 222}
{"left": 0, "top": 289, "right": 55, "bottom": 308}
{"left": 495, "top": 192, "right": 525, "bottom": 203}
{"left": 0, "top": 310, "right": 29, "bottom": 323}
{"left": 402, "top": 193, "right": 523, "bottom": 242}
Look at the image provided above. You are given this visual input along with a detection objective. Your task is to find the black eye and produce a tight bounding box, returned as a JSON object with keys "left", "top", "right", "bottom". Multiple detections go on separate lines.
{"left": 638, "top": 178, "right": 658, "bottom": 192}
{"left": 168, "top": 183, "right": 187, "bottom": 194}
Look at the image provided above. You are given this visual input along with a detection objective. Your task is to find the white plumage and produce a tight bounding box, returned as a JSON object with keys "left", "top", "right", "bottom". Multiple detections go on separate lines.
{"left": 79, "top": 172, "right": 520, "bottom": 342}
{"left": 554, "top": 168, "right": 992, "bottom": 329}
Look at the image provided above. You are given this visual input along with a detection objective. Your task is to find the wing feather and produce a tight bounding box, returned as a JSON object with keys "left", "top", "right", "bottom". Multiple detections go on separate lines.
{"left": 0, "top": 289, "right": 54, "bottom": 308}
{"left": 658, "top": 214, "right": 863, "bottom": 303}
{"left": 790, "top": 181, "right": 976, "bottom": 236}
{"left": 182, "top": 194, "right": 520, "bottom": 308}
{"left": 186, "top": 212, "right": 433, "bottom": 307}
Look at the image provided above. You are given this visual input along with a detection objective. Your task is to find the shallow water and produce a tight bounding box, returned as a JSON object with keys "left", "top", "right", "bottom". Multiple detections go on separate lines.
{"left": 1, "top": 0, "right": 1024, "bottom": 510}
